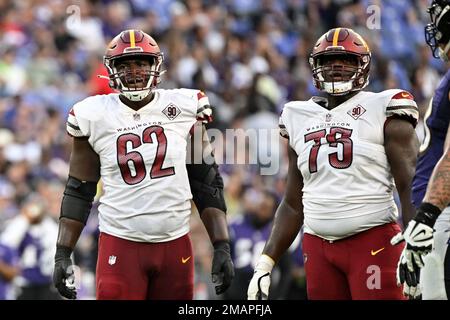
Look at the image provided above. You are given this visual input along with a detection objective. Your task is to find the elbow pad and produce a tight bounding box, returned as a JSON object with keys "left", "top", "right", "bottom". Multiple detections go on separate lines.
{"left": 60, "top": 176, "right": 97, "bottom": 225}
{"left": 187, "top": 162, "right": 227, "bottom": 214}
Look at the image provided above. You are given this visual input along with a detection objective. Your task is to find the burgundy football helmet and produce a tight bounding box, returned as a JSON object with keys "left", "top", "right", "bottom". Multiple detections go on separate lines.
{"left": 309, "top": 28, "right": 371, "bottom": 95}
{"left": 103, "top": 30, "right": 164, "bottom": 101}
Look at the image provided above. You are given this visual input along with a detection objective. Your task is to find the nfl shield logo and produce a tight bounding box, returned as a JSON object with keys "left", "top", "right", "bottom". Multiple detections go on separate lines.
{"left": 133, "top": 113, "right": 140, "bottom": 121}
{"left": 325, "top": 113, "right": 332, "bottom": 122}
{"left": 108, "top": 255, "right": 117, "bottom": 266}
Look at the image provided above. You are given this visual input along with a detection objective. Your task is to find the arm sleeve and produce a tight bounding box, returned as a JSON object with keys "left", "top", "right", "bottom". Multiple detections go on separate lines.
{"left": 385, "top": 91, "right": 419, "bottom": 128}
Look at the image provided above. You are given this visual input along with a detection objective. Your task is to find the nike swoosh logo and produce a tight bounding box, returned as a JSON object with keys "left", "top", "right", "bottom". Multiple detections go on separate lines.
{"left": 181, "top": 256, "right": 191, "bottom": 264}
{"left": 401, "top": 92, "right": 410, "bottom": 98}
{"left": 371, "top": 247, "right": 385, "bottom": 256}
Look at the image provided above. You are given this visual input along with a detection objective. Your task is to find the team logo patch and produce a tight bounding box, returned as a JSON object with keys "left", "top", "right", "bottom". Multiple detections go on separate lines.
{"left": 162, "top": 103, "right": 181, "bottom": 120}
{"left": 392, "top": 91, "right": 414, "bottom": 100}
{"left": 348, "top": 105, "right": 366, "bottom": 120}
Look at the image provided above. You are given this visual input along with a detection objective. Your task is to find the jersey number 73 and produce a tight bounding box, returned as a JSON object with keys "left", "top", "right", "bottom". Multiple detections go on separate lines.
{"left": 304, "top": 127, "right": 353, "bottom": 173}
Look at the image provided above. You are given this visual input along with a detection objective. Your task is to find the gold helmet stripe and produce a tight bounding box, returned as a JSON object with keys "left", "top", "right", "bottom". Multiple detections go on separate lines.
{"left": 332, "top": 28, "right": 341, "bottom": 46}
{"left": 129, "top": 30, "right": 136, "bottom": 47}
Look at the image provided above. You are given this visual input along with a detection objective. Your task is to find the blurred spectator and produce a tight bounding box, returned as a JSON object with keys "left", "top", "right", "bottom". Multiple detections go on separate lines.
{"left": 0, "top": 194, "right": 59, "bottom": 299}
{"left": 224, "top": 188, "right": 299, "bottom": 299}
{"left": 0, "top": 242, "right": 18, "bottom": 300}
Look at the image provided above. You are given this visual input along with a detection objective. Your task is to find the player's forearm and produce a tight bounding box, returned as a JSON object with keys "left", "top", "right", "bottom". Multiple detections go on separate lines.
{"left": 423, "top": 151, "right": 450, "bottom": 211}
{"left": 392, "top": 153, "right": 417, "bottom": 225}
{"left": 200, "top": 208, "right": 230, "bottom": 244}
{"left": 384, "top": 119, "right": 419, "bottom": 225}
{"left": 263, "top": 199, "right": 303, "bottom": 264}
{"left": 398, "top": 191, "right": 416, "bottom": 226}
{"left": 56, "top": 217, "right": 85, "bottom": 250}
{"left": 394, "top": 166, "right": 416, "bottom": 225}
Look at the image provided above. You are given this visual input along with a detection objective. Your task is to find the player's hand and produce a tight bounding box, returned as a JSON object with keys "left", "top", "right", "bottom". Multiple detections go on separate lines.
{"left": 390, "top": 202, "right": 441, "bottom": 300}
{"left": 402, "top": 280, "right": 422, "bottom": 300}
{"left": 391, "top": 219, "right": 433, "bottom": 299}
{"left": 211, "top": 241, "right": 234, "bottom": 295}
{"left": 53, "top": 246, "right": 77, "bottom": 300}
{"left": 247, "top": 255, "right": 275, "bottom": 300}
{"left": 395, "top": 246, "right": 422, "bottom": 299}
{"left": 391, "top": 218, "right": 434, "bottom": 269}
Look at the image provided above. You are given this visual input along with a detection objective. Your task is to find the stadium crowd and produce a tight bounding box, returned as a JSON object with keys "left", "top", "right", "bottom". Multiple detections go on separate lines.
{"left": 0, "top": 0, "right": 447, "bottom": 299}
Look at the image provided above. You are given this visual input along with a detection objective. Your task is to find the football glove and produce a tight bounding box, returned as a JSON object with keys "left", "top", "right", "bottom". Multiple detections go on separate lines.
{"left": 391, "top": 202, "right": 441, "bottom": 299}
{"left": 247, "top": 254, "right": 275, "bottom": 300}
{"left": 396, "top": 247, "right": 422, "bottom": 299}
{"left": 53, "top": 245, "right": 77, "bottom": 300}
{"left": 211, "top": 241, "right": 235, "bottom": 295}
{"left": 402, "top": 281, "right": 422, "bottom": 300}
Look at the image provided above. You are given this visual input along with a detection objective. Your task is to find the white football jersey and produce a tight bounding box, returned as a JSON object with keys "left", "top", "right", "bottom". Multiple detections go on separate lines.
{"left": 280, "top": 90, "right": 419, "bottom": 240}
{"left": 66, "top": 89, "right": 212, "bottom": 242}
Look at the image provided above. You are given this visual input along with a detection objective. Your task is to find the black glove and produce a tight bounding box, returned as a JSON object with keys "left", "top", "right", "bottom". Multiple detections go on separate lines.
{"left": 53, "top": 245, "right": 77, "bottom": 300}
{"left": 211, "top": 240, "right": 235, "bottom": 295}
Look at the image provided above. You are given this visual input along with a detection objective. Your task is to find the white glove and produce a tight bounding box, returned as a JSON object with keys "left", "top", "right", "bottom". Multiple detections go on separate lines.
{"left": 391, "top": 217, "right": 435, "bottom": 300}
{"left": 391, "top": 219, "right": 434, "bottom": 272}
{"left": 391, "top": 203, "right": 441, "bottom": 300}
{"left": 247, "top": 255, "right": 275, "bottom": 300}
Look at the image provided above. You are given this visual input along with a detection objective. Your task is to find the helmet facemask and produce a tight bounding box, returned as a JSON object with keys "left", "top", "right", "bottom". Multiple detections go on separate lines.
{"left": 104, "top": 53, "right": 164, "bottom": 101}
{"left": 425, "top": 1, "right": 450, "bottom": 61}
{"left": 310, "top": 52, "right": 370, "bottom": 96}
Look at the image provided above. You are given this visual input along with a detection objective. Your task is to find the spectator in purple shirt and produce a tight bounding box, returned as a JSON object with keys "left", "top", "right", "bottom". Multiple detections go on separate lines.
{"left": 0, "top": 242, "right": 18, "bottom": 300}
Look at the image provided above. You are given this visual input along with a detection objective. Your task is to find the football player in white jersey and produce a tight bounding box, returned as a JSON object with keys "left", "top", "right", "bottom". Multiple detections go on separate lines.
{"left": 248, "top": 28, "right": 419, "bottom": 300}
{"left": 391, "top": 0, "right": 450, "bottom": 300}
{"left": 52, "top": 30, "right": 234, "bottom": 300}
